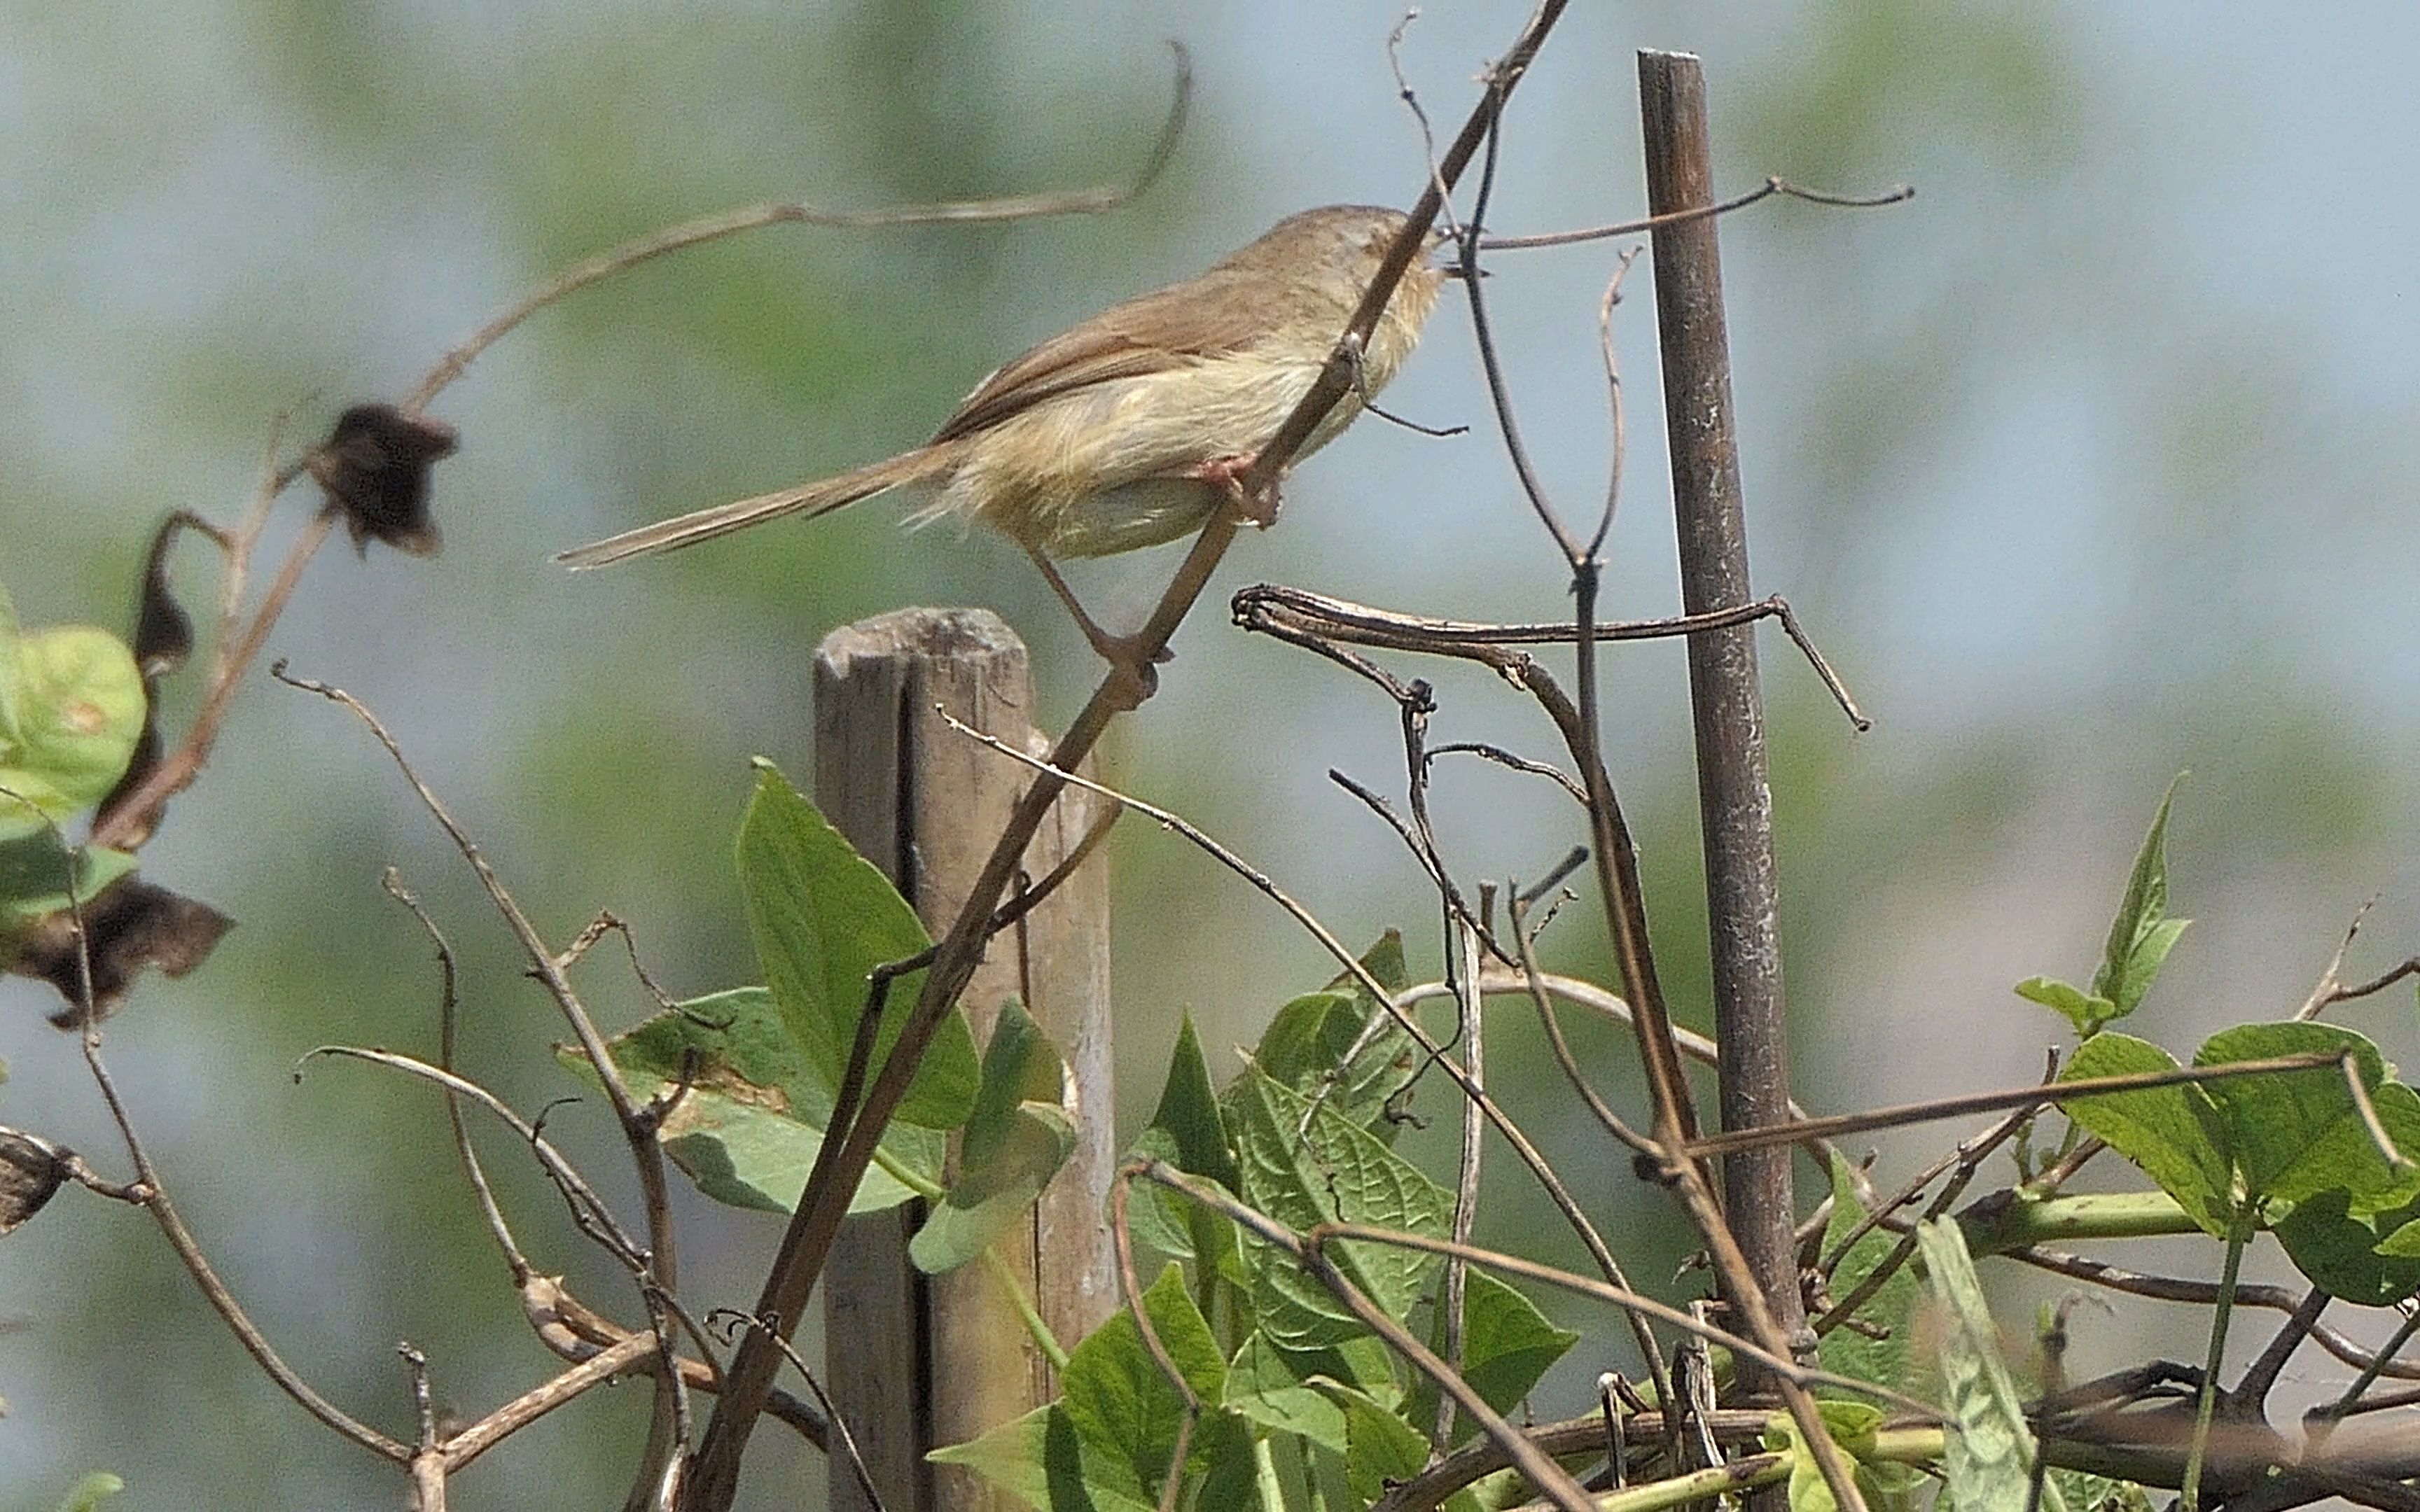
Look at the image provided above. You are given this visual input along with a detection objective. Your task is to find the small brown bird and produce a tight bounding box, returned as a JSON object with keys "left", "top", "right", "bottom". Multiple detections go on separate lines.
{"left": 557, "top": 204, "right": 1449, "bottom": 666}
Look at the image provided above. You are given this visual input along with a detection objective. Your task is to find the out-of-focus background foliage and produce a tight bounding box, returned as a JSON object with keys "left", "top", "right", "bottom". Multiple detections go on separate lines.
{"left": 4, "top": 2, "right": 2417, "bottom": 1506}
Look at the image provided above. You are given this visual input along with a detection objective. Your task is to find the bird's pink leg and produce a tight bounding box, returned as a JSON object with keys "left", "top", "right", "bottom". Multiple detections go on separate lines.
{"left": 1024, "top": 545, "right": 1167, "bottom": 708}
{"left": 1185, "top": 452, "right": 1282, "bottom": 528}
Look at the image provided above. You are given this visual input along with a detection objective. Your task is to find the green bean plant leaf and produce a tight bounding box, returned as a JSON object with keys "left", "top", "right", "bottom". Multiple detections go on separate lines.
{"left": 564, "top": 986, "right": 943, "bottom": 1216}
{"left": 911, "top": 998, "right": 1079, "bottom": 1274}
{"left": 0, "top": 586, "right": 147, "bottom": 837}
{"left": 735, "top": 760, "right": 978, "bottom": 1130}
{"left": 2057, "top": 1032, "right": 2237, "bottom": 1235}
{"left": 2017, "top": 778, "right": 2190, "bottom": 1037}
{"left": 1816, "top": 1152, "right": 1922, "bottom": 1394}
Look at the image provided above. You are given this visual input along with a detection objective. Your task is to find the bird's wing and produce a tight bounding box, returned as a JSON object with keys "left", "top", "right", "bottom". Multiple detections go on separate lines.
{"left": 929, "top": 274, "right": 1258, "bottom": 444}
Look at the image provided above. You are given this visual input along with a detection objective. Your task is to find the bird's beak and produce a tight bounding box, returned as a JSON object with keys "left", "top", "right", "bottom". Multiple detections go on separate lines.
{"left": 1428, "top": 230, "right": 1488, "bottom": 279}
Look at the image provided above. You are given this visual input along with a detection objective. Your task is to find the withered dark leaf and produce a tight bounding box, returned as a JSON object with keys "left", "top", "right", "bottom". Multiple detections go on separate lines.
{"left": 95, "top": 512, "right": 216, "bottom": 848}
{"left": 0, "top": 1129, "right": 69, "bottom": 1236}
{"left": 9, "top": 876, "right": 235, "bottom": 1026}
{"left": 132, "top": 512, "right": 201, "bottom": 678}
{"left": 306, "top": 402, "right": 459, "bottom": 557}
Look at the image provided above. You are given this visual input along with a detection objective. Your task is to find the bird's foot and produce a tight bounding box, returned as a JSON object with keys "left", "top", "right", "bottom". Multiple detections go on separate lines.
{"left": 1190, "top": 453, "right": 1281, "bottom": 528}
{"left": 1087, "top": 631, "right": 1170, "bottom": 710}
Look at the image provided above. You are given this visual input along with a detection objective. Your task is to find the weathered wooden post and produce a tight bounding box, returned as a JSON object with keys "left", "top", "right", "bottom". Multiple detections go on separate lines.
{"left": 813, "top": 608, "right": 1117, "bottom": 1511}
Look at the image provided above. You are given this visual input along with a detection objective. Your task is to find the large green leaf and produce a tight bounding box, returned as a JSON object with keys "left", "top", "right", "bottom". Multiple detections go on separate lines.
{"left": 1057, "top": 1263, "right": 1230, "bottom": 1504}
{"left": 1450, "top": 1269, "right": 1578, "bottom": 1419}
{"left": 2194, "top": 1022, "right": 2420, "bottom": 1212}
{"left": 566, "top": 986, "right": 941, "bottom": 1216}
{"left": 735, "top": 760, "right": 977, "bottom": 1129}
{"left": 1228, "top": 1067, "right": 1448, "bottom": 1350}
{"left": 927, "top": 1404, "right": 1156, "bottom": 1512}
{"left": 1148, "top": 1010, "right": 1240, "bottom": 1191}
{"left": 1125, "top": 1011, "right": 1247, "bottom": 1287}
{"left": 0, "top": 586, "right": 146, "bottom": 834}
{"left": 2057, "top": 1032, "right": 2236, "bottom": 1236}
{"left": 911, "top": 999, "right": 1078, "bottom": 1273}
{"left": 1333, "top": 1382, "right": 1431, "bottom": 1506}
{"left": 1405, "top": 1268, "right": 1579, "bottom": 1443}
{"left": 2273, "top": 1187, "right": 2420, "bottom": 1307}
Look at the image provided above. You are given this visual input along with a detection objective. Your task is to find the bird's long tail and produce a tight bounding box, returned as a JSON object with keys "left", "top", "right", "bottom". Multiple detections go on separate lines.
{"left": 554, "top": 442, "right": 959, "bottom": 569}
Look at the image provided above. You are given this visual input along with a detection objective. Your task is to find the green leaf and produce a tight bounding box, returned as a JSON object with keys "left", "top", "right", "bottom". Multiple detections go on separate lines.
{"left": 1185, "top": 1405, "right": 1261, "bottom": 1512}
{"left": 1406, "top": 1268, "right": 1580, "bottom": 1441}
{"left": 0, "top": 832, "right": 138, "bottom": 923}
{"left": 565, "top": 986, "right": 942, "bottom": 1215}
{"left": 1816, "top": 1152, "right": 1921, "bottom": 1393}
{"left": 2057, "top": 1032, "right": 2236, "bottom": 1236}
{"left": 2273, "top": 1187, "right": 2420, "bottom": 1307}
{"left": 1762, "top": 1402, "right": 1886, "bottom": 1512}
{"left": 1330, "top": 1382, "right": 1431, "bottom": 1505}
{"left": 2087, "top": 776, "right": 2190, "bottom": 1022}
{"left": 911, "top": 1000, "right": 1079, "bottom": 1273}
{"left": 1226, "top": 1331, "right": 1351, "bottom": 1452}
{"left": 1149, "top": 1010, "right": 1241, "bottom": 1191}
{"left": 2193, "top": 1021, "right": 2420, "bottom": 1211}
{"left": 2376, "top": 1210, "right": 2420, "bottom": 1257}
{"left": 1059, "top": 1263, "right": 1227, "bottom": 1502}
{"left": 2015, "top": 977, "right": 2117, "bottom": 1037}
{"left": 928, "top": 1404, "right": 1157, "bottom": 1512}
{"left": 1451, "top": 1269, "right": 1578, "bottom": 1418}
{"left": 1120, "top": 1128, "right": 1206, "bottom": 1258}
{"left": 1228, "top": 1067, "right": 1448, "bottom": 1350}
{"left": 1125, "top": 1011, "right": 1248, "bottom": 1286}
{"left": 1242, "top": 932, "right": 1419, "bottom": 1140}
{"left": 735, "top": 760, "right": 978, "bottom": 1130}
{"left": 0, "top": 587, "right": 146, "bottom": 834}
{"left": 1223, "top": 1330, "right": 1396, "bottom": 1455}
{"left": 1916, "top": 1219, "right": 2059, "bottom": 1512}
{"left": 49, "top": 1474, "right": 124, "bottom": 1512}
